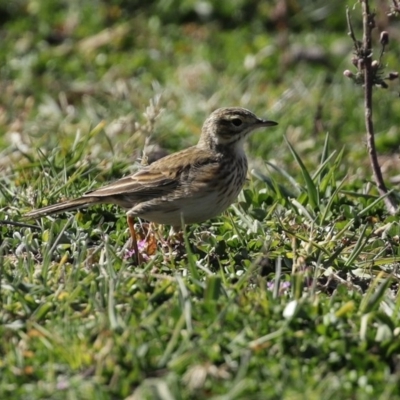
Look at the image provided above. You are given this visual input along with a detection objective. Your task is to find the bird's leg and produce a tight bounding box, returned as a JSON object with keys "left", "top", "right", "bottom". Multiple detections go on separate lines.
{"left": 127, "top": 215, "right": 141, "bottom": 264}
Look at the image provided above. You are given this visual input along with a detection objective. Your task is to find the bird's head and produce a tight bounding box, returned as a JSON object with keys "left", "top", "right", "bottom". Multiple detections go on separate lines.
{"left": 198, "top": 107, "right": 277, "bottom": 152}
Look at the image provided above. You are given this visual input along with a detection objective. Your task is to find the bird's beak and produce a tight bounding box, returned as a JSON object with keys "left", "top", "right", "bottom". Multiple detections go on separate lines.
{"left": 258, "top": 118, "right": 278, "bottom": 127}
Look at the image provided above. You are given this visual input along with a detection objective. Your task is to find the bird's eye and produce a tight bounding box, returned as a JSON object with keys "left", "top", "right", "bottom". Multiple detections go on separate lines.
{"left": 231, "top": 118, "right": 242, "bottom": 126}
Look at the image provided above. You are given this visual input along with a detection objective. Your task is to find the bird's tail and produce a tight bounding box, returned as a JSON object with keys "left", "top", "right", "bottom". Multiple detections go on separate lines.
{"left": 24, "top": 197, "right": 99, "bottom": 219}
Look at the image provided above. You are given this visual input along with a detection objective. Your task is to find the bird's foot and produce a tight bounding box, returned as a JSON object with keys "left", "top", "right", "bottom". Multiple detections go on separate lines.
{"left": 124, "top": 221, "right": 157, "bottom": 265}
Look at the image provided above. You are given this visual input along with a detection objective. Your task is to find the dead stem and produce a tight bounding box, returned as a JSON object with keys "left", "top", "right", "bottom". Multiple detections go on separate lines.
{"left": 347, "top": 1, "right": 398, "bottom": 215}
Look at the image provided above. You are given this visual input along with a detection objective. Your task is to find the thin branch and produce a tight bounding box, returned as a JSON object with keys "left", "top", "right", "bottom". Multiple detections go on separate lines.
{"left": 360, "top": 0, "right": 397, "bottom": 215}
{"left": 346, "top": 8, "right": 361, "bottom": 51}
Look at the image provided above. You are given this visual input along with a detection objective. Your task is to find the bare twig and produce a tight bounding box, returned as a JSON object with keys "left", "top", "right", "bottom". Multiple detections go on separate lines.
{"left": 346, "top": 8, "right": 361, "bottom": 52}
{"left": 360, "top": 0, "right": 397, "bottom": 215}
{"left": 345, "top": 1, "right": 398, "bottom": 215}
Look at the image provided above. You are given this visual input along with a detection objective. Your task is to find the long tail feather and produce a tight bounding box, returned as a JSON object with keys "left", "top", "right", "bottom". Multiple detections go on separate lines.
{"left": 25, "top": 197, "right": 99, "bottom": 219}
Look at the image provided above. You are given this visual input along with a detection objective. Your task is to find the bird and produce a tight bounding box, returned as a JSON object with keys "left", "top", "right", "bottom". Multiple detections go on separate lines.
{"left": 25, "top": 107, "right": 278, "bottom": 262}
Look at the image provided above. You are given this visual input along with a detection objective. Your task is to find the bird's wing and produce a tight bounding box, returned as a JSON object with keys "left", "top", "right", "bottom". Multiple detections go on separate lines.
{"left": 83, "top": 146, "right": 217, "bottom": 201}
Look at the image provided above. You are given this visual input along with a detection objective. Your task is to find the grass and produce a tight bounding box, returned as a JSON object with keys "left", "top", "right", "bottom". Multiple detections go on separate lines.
{"left": 1, "top": 0, "right": 400, "bottom": 398}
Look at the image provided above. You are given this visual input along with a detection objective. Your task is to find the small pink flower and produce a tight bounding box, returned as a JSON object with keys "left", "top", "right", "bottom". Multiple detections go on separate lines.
{"left": 125, "top": 240, "right": 150, "bottom": 260}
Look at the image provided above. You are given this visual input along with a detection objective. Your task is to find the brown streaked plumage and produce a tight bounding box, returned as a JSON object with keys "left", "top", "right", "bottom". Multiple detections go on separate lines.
{"left": 25, "top": 107, "right": 277, "bottom": 260}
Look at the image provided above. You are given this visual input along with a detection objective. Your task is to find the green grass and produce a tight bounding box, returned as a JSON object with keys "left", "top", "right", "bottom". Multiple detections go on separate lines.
{"left": 1, "top": 1, "right": 400, "bottom": 398}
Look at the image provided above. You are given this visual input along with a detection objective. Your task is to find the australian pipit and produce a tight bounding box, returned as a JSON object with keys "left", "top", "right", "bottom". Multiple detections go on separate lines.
{"left": 25, "top": 107, "right": 277, "bottom": 260}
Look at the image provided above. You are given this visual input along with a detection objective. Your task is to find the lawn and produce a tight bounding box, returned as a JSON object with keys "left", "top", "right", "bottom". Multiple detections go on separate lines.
{"left": 1, "top": 1, "right": 400, "bottom": 398}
